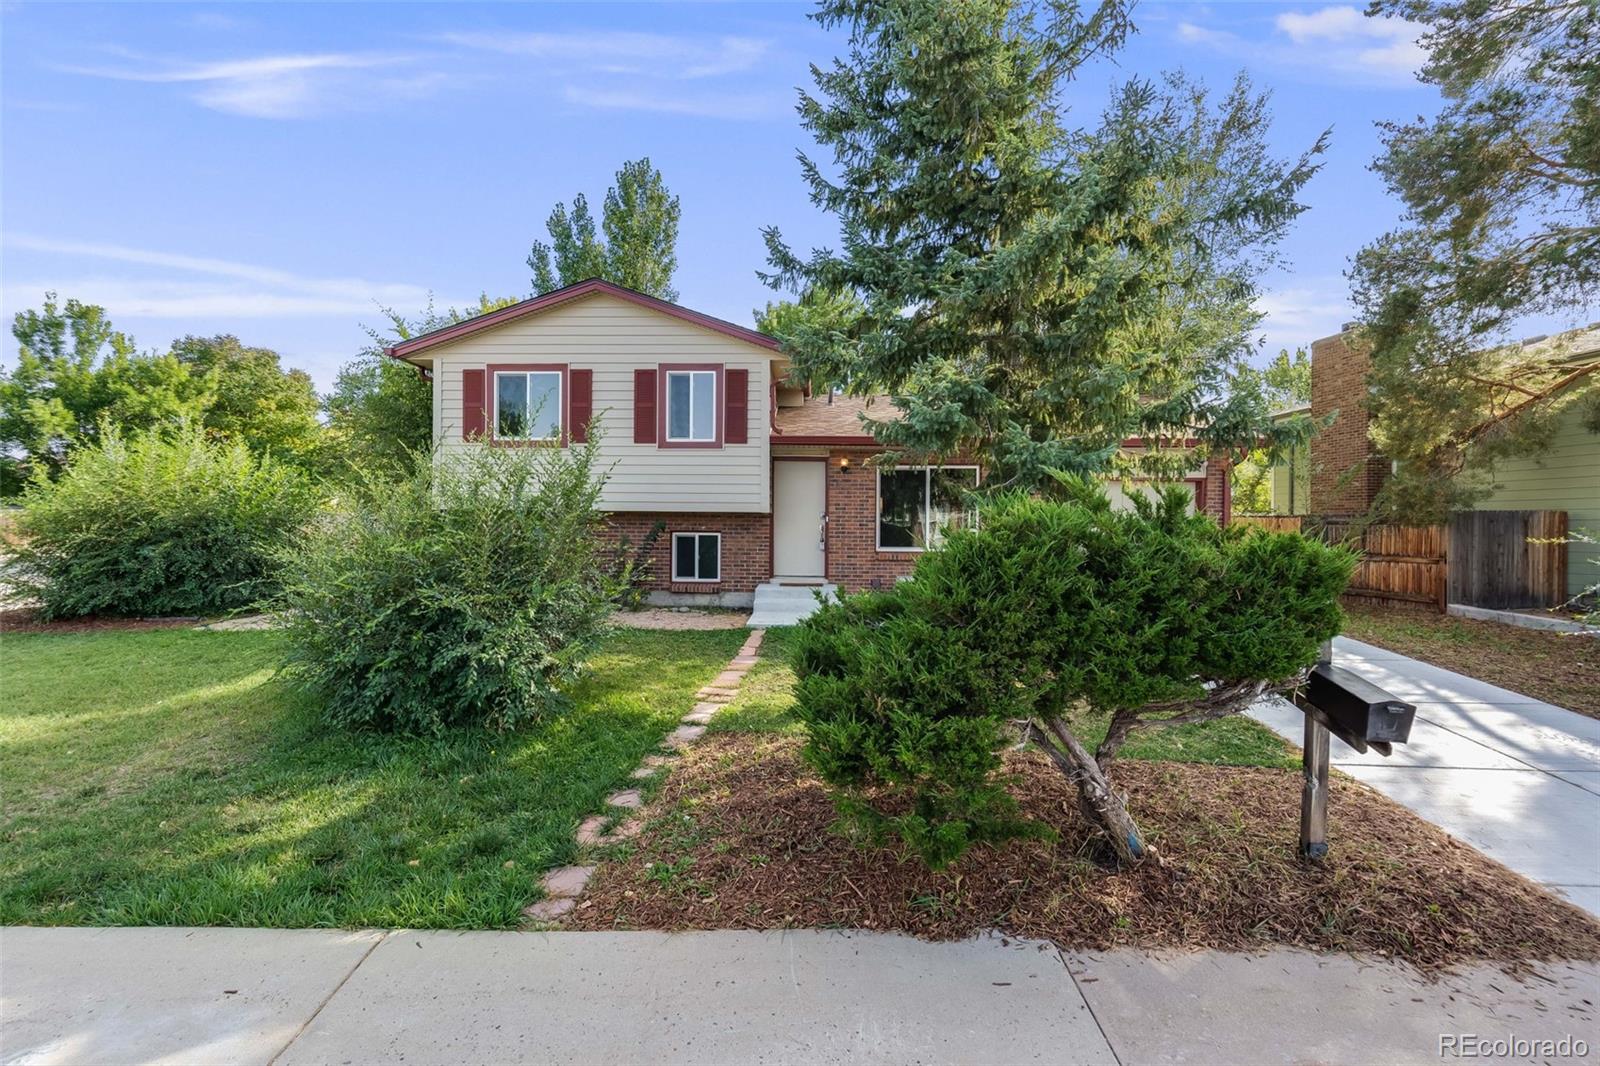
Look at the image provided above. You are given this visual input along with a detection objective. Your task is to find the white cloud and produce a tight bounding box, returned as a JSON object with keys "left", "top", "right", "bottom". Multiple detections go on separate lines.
{"left": 437, "top": 30, "right": 770, "bottom": 80}
{"left": 54, "top": 48, "right": 438, "bottom": 118}
{"left": 1276, "top": 5, "right": 1417, "bottom": 44}
{"left": 1176, "top": 22, "right": 1237, "bottom": 49}
{"left": 560, "top": 85, "right": 784, "bottom": 121}
{"left": 182, "top": 11, "right": 251, "bottom": 32}
{"left": 53, "top": 29, "right": 777, "bottom": 120}
{"left": 1355, "top": 38, "right": 1429, "bottom": 76}
{"left": 1256, "top": 284, "right": 1351, "bottom": 346}
{"left": 3, "top": 234, "right": 443, "bottom": 317}
{"left": 1177, "top": 5, "right": 1426, "bottom": 87}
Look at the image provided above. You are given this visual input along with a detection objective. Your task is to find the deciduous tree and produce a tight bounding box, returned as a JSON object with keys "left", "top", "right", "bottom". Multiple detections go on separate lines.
{"left": 325, "top": 295, "right": 517, "bottom": 480}
{"left": 529, "top": 158, "right": 681, "bottom": 299}
{"left": 171, "top": 334, "right": 323, "bottom": 470}
{"left": 1229, "top": 349, "right": 1312, "bottom": 513}
{"left": 1, "top": 294, "right": 211, "bottom": 492}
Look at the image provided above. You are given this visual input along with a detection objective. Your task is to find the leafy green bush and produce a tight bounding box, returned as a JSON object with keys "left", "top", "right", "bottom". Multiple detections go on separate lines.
{"left": 274, "top": 440, "right": 618, "bottom": 733}
{"left": 6, "top": 423, "right": 317, "bottom": 619}
{"left": 792, "top": 478, "right": 1354, "bottom": 868}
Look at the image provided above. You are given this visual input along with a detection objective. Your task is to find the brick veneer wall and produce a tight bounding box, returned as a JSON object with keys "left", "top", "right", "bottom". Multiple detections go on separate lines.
{"left": 1309, "top": 330, "right": 1389, "bottom": 513}
{"left": 604, "top": 511, "right": 771, "bottom": 596}
{"left": 821, "top": 448, "right": 1232, "bottom": 592}
{"left": 1200, "top": 457, "right": 1230, "bottom": 523}
{"left": 824, "top": 448, "right": 921, "bottom": 591}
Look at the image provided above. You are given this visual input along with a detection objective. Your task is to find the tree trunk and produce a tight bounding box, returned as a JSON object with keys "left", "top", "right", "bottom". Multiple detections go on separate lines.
{"left": 1032, "top": 716, "right": 1148, "bottom": 866}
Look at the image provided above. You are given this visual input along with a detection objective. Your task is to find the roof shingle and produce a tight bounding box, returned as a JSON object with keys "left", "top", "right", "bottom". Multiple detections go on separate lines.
{"left": 772, "top": 393, "right": 898, "bottom": 440}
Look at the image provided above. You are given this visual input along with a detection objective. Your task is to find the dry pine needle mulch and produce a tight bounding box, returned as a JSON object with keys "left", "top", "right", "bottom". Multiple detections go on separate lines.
{"left": 571, "top": 735, "right": 1600, "bottom": 974}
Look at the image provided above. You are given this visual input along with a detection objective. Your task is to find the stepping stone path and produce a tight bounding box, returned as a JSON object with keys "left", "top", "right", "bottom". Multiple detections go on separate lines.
{"left": 524, "top": 629, "right": 767, "bottom": 926}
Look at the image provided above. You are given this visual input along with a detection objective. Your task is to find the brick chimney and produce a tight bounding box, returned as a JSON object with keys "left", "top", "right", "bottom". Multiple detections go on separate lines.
{"left": 1309, "top": 326, "right": 1389, "bottom": 514}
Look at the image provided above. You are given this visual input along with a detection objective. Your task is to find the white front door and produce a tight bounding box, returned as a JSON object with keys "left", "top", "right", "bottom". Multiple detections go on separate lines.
{"left": 773, "top": 461, "right": 826, "bottom": 578}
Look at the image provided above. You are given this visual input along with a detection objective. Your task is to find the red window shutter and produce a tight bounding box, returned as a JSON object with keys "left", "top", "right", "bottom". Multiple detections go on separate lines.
{"left": 725, "top": 368, "right": 749, "bottom": 445}
{"left": 634, "top": 369, "right": 657, "bottom": 444}
{"left": 462, "top": 368, "right": 486, "bottom": 440}
{"left": 569, "top": 368, "right": 593, "bottom": 443}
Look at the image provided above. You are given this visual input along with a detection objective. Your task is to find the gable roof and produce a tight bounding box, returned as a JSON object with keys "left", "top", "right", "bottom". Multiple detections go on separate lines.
{"left": 386, "top": 278, "right": 781, "bottom": 363}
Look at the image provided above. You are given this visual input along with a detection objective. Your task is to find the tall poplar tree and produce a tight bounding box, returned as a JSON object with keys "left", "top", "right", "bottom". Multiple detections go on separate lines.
{"left": 761, "top": 0, "right": 1326, "bottom": 490}
{"left": 529, "top": 158, "right": 681, "bottom": 300}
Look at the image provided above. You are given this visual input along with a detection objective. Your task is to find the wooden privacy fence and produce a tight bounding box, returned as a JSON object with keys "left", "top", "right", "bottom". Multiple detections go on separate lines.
{"left": 1232, "top": 515, "right": 1305, "bottom": 534}
{"left": 1447, "top": 510, "right": 1568, "bottom": 610}
{"left": 1312, "top": 517, "right": 1449, "bottom": 612}
{"left": 1233, "top": 514, "right": 1448, "bottom": 611}
{"left": 1233, "top": 509, "right": 1572, "bottom": 611}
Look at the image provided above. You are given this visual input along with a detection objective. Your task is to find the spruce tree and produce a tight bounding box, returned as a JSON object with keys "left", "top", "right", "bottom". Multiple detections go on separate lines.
{"left": 762, "top": 0, "right": 1326, "bottom": 490}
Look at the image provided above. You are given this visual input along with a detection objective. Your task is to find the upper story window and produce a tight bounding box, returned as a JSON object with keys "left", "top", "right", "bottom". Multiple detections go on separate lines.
{"left": 495, "top": 370, "right": 562, "bottom": 441}
{"left": 665, "top": 370, "right": 716, "bottom": 442}
{"left": 878, "top": 466, "right": 980, "bottom": 551}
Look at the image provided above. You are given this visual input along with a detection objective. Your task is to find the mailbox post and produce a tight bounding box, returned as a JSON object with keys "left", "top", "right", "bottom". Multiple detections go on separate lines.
{"left": 1299, "top": 641, "right": 1333, "bottom": 859}
{"left": 1292, "top": 637, "right": 1416, "bottom": 859}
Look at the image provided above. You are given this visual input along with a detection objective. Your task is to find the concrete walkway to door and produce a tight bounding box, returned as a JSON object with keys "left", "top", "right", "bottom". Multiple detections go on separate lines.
{"left": 1250, "top": 635, "right": 1600, "bottom": 918}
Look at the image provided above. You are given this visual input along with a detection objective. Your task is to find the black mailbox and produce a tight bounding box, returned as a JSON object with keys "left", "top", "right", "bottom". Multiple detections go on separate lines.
{"left": 1299, "top": 663, "right": 1416, "bottom": 755}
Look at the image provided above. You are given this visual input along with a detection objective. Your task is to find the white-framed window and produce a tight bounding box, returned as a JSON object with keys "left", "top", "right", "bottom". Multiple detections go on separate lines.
{"left": 877, "top": 466, "right": 980, "bottom": 551}
{"left": 671, "top": 532, "right": 721, "bottom": 582}
{"left": 494, "top": 370, "right": 562, "bottom": 441}
{"left": 665, "top": 370, "right": 716, "bottom": 442}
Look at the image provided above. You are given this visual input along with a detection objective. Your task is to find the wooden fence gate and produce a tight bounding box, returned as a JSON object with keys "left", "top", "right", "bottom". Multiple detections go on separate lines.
{"left": 1310, "top": 517, "right": 1449, "bottom": 612}
{"left": 1447, "top": 510, "right": 1569, "bottom": 610}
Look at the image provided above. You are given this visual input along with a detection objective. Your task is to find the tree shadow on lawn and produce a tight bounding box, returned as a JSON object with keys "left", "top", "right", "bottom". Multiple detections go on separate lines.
{"left": 0, "top": 627, "right": 743, "bottom": 929}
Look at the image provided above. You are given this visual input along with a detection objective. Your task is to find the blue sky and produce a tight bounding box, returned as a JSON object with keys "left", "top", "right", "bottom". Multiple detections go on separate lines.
{"left": 0, "top": 1, "right": 1548, "bottom": 391}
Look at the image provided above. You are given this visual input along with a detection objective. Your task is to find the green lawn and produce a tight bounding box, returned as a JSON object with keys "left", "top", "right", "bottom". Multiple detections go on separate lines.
{"left": 0, "top": 626, "right": 743, "bottom": 928}
{"left": 714, "top": 627, "right": 1295, "bottom": 768}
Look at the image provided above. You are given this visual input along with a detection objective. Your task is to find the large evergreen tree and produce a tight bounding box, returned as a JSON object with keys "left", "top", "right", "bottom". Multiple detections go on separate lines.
{"left": 761, "top": 0, "right": 1325, "bottom": 491}
{"left": 529, "top": 158, "right": 681, "bottom": 300}
{"left": 1352, "top": 0, "right": 1598, "bottom": 519}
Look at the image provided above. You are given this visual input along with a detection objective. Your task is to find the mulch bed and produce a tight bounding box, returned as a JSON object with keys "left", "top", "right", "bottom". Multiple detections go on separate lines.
{"left": 0, "top": 607, "right": 198, "bottom": 635}
{"left": 571, "top": 735, "right": 1600, "bottom": 974}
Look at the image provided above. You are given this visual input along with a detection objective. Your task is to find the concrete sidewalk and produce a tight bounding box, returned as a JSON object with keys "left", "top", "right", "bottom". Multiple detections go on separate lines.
{"left": 3, "top": 927, "right": 1596, "bottom": 1065}
{"left": 1251, "top": 636, "right": 1600, "bottom": 917}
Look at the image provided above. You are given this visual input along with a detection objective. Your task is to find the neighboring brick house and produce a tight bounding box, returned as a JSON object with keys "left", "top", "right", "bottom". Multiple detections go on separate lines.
{"left": 389, "top": 278, "right": 1233, "bottom": 606}
{"left": 1306, "top": 324, "right": 1599, "bottom": 599}
{"left": 1308, "top": 327, "right": 1392, "bottom": 513}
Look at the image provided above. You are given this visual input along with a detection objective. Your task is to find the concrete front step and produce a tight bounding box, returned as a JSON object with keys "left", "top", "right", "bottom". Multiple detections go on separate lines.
{"left": 747, "top": 582, "right": 838, "bottom": 628}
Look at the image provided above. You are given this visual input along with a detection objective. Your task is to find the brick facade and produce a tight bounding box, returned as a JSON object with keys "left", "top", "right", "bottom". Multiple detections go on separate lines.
{"left": 611, "top": 449, "right": 1234, "bottom": 602}
{"left": 1309, "top": 330, "right": 1389, "bottom": 513}
{"left": 1200, "top": 456, "right": 1231, "bottom": 524}
{"left": 818, "top": 449, "right": 1231, "bottom": 593}
{"left": 823, "top": 448, "right": 921, "bottom": 592}
{"left": 604, "top": 511, "right": 771, "bottom": 603}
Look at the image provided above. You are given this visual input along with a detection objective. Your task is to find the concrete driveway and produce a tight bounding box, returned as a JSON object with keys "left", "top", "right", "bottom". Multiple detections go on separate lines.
{"left": 3, "top": 927, "right": 1596, "bottom": 1065}
{"left": 1251, "top": 636, "right": 1600, "bottom": 918}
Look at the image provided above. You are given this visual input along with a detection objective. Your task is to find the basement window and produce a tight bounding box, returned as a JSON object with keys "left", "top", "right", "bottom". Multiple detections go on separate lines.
{"left": 672, "top": 532, "right": 721, "bottom": 582}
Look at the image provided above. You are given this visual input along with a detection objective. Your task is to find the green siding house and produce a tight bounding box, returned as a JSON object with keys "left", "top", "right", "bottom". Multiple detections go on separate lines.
{"left": 1474, "top": 399, "right": 1600, "bottom": 600}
